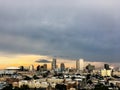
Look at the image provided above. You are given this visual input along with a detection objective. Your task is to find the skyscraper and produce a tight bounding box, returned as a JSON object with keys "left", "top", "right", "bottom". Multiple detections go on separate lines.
{"left": 51, "top": 58, "right": 56, "bottom": 70}
{"left": 76, "top": 60, "right": 80, "bottom": 71}
{"left": 60, "top": 63, "right": 65, "bottom": 72}
{"left": 80, "top": 58, "right": 84, "bottom": 71}
{"left": 76, "top": 58, "right": 84, "bottom": 71}
{"left": 43, "top": 64, "right": 47, "bottom": 71}
{"left": 36, "top": 65, "right": 40, "bottom": 71}
{"left": 104, "top": 64, "right": 110, "bottom": 70}
{"left": 29, "top": 65, "right": 34, "bottom": 71}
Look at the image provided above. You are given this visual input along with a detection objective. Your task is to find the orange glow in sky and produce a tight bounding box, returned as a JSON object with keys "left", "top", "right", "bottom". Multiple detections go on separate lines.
{"left": 0, "top": 53, "right": 76, "bottom": 69}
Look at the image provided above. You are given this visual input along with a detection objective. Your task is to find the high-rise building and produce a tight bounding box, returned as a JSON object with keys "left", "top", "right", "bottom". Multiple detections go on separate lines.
{"left": 51, "top": 58, "right": 56, "bottom": 70}
{"left": 80, "top": 58, "right": 84, "bottom": 71}
{"left": 60, "top": 63, "right": 65, "bottom": 72}
{"left": 76, "top": 60, "right": 80, "bottom": 71}
{"left": 43, "top": 64, "right": 47, "bottom": 71}
{"left": 104, "top": 64, "right": 110, "bottom": 70}
{"left": 76, "top": 58, "right": 84, "bottom": 71}
{"left": 19, "top": 66, "right": 24, "bottom": 71}
{"left": 36, "top": 65, "right": 40, "bottom": 71}
{"left": 29, "top": 65, "right": 34, "bottom": 71}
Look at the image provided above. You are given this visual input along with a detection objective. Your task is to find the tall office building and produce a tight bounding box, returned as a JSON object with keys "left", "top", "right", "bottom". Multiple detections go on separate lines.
{"left": 60, "top": 63, "right": 65, "bottom": 72}
{"left": 104, "top": 64, "right": 110, "bottom": 70}
{"left": 43, "top": 64, "right": 47, "bottom": 71}
{"left": 36, "top": 65, "right": 40, "bottom": 71}
{"left": 51, "top": 58, "right": 56, "bottom": 70}
{"left": 29, "top": 65, "right": 34, "bottom": 71}
{"left": 76, "top": 60, "right": 80, "bottom": 71}
{"left": 80, "top": 58, "right": 84, "bottom": 71}
{"left": 76, "top": 58, "right": 84, "bottom": 71}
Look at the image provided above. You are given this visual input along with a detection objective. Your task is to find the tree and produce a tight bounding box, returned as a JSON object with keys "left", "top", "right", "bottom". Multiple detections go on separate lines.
{"left": 24, "top": 76, "right": 32, "bottom": 80}
{"left": 33, "top": 75, "right": 39, "bottom": 79}
{"left": 2, "top": 84, "right": 13, "bottom": 90}
{"left": 87, "top": 80, "right": 93, "bottom": 84}
{"left": 55, "top": 84, "right": 67, "bottom": 90}
{"left": 86, "top": 74, "right": 91, "bottom": 80}
{"left": 86, "top": 64, "right": 95, "bottom": 73}
{"left": 13, "top": 87, "right": 20, "bottom": 90}
{"left": 71, "top": 76, "right": 75, "bottom": 80}
{"left": 94, "top": 83, "right": 108, "bottom": 90}
{"left": 20, "top": 85, "right": 29, "bottom": 90}
{"left": 19, "top": 66, "right": 24, "bottom": 71}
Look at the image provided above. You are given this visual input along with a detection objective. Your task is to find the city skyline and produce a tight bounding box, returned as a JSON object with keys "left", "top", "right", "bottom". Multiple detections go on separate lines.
{"left": 0, "top": 53, "right": 118, "bottom": 69}
{"left": 0, "top": 0, "right": 120, "bottom": 68}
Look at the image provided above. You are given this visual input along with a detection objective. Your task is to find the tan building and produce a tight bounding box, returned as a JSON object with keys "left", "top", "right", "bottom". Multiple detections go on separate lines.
{"left": 76, "top": 58, "right": 84, "bottom": 71}
{"left": 101, "top": 69, "right": 112, "bottom": 77}
{"left": 113, "top": 71, "right": 120, "bottom": 76}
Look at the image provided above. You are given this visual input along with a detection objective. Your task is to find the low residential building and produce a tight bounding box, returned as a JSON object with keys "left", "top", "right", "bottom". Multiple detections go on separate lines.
{"left": 101, "top": 69, "right": 112, "bottom": 77}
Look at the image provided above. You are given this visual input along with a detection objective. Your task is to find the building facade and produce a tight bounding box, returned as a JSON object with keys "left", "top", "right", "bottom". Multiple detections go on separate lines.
{"left": 79, "top": 59, "right": 84, "bottom": 71}
{"left": 76, "top": 58, "right": 84, "bottom": 72}
{"left": 101, "top": 69, "right": 112, "bottom": 77}
{"left": 51, "top": 58, "right": 57, "bottom": 70}
{"left": 60, "top": 63, "right": 65, "bottom": 72}
{"left": 29, "top": 65, "right": 34, "bottom": 71}
{"left": 76, "top": 60, "right": 80, "bottom": 71}
{"left": 43, "top": 64, "right": 47, "bottom": 71}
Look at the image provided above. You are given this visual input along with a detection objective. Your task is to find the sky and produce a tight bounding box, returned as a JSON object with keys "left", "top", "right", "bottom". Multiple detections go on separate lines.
{"left": 0, "top": 0, "right": 120, "bottom": 68}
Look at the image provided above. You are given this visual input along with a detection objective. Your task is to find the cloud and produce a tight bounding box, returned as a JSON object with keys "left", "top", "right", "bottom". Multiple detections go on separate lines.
{"left": 0, "top": 0, "right": 120, "bottom": 62}
{"left": 35, "top": 59, "right": 51, "bottom": 63}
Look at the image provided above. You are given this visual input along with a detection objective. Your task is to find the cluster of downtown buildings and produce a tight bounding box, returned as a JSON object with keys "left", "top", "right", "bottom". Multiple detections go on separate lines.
{"left": 0, "top": 58, "right": 120, "bottom": 90}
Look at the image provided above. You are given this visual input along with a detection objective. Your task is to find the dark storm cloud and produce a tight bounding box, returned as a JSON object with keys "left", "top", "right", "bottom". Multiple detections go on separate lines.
{"left": 35, "top": 59, "right": 51, "bottom": 63}
{"left": 0, "top": 0, "right": 120, "bottom": 62}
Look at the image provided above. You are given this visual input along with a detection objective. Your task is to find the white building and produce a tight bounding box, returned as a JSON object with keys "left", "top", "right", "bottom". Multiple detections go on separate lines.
{"left": 76, "top": 59, "right": 84, "bottom": 71}
{"left": 79, "top": 59, "right": 84, "bottom": 71}
{"left": 29, "top": 65, "right": 34, "bottom": 71}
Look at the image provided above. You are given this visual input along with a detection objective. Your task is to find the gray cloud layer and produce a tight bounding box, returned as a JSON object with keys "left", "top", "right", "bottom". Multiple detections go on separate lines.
{"left": 35, "top": 59, "right": 51, "bottom": 63}
{"left": 0, "top": 0, "right": 120, "bottom": 62}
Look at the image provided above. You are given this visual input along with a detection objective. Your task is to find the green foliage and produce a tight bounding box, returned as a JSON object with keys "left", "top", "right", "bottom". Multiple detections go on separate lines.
{"left": 24, "top": 76, "right": 32, "bottom": 80}
{"left": 94, "top": 83, "right": 108, "bottom": 90}
{"left": 87, "top": 80, "right": 93, "bottom": 84}
{"left": 2, "top": 84, "right": 13, "bottom": 90}
{"left": 33, "top": 75, "right": 39, "bottom": 79}
{"left": 20, "top": 85, "right": 29, "bottom": 90}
